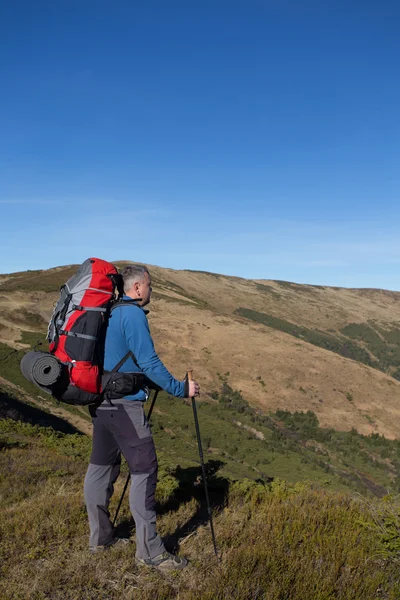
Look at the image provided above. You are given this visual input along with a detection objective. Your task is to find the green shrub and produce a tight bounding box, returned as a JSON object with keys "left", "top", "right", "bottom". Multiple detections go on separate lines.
{"left": 341, "top": 323, "right": 400, "bottom": 374}
{"left": 360, "top": 495, "right": 400, "bottom": 563}
{"left": 236, "top": 308, "right": 377, "bottom": 367}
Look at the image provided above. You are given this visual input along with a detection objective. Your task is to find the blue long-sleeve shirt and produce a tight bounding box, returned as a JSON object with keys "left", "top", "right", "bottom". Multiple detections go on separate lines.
{"left": 104, "top": 298, "right": 185, "bottom": 400}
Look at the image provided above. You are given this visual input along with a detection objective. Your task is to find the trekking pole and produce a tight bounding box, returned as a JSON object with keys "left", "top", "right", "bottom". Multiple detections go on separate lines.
{"left": 112, "top": 389, "right": 159, "bottom": 527}
{"left": 188, "top": 370, "right": 219, "bottom": 560}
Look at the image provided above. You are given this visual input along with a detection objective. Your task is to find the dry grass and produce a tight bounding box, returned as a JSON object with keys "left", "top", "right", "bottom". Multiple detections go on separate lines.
{"left": 1, "top": 420, "right": 400, "bottom": 600}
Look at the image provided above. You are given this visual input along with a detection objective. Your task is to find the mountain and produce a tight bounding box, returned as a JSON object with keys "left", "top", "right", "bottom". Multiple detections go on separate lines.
{"left": 0, "top": 261, "right": 400, "bottom": 438}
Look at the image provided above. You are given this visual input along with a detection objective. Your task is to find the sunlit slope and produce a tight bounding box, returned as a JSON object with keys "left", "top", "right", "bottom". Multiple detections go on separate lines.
{"left": 0, "top": 262, "right": 399, "bottom": 438}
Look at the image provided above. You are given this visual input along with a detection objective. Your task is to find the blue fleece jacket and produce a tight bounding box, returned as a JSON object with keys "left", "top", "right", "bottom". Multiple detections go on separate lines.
{"left": 104, "top": 298, "right": 185, "bottom": 400}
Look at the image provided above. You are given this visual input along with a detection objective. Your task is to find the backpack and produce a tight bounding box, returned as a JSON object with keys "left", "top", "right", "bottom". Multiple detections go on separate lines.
{"left": 20, "top": 257, "right": 146, "bottom": 405}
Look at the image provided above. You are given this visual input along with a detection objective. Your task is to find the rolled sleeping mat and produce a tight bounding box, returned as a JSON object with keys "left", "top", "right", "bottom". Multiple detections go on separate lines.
{"left": 20, "top": 351, "right": 62, "bottom": 387}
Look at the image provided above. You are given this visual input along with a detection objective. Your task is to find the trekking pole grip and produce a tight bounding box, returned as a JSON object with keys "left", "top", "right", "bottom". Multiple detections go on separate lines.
{"left": 187, "top": 369, "right": 193, "bottom": 385}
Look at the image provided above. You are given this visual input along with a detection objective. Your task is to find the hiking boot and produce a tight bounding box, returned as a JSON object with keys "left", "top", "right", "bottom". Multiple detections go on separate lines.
{"left": 89, "top": 537, "right": 131, "bottom": 554}
{"left": 135, "top": 551, "right": 188, "bottom": 571}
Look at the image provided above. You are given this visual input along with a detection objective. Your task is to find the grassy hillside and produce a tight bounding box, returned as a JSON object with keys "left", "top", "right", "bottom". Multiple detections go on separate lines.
{"left": 1, "top": 408, "right": 399, "bottom": 600}
{"left": 2, "top": 351, "right": 400, "bottom": 500}
{"left": 1, "top": 261, "right": 400, "bottom": 438}
{"left": 1, "top": 261, "right": 400, "bottom": 597}
{"left": 1, "top": 262, "right": 400, "bottom": 497}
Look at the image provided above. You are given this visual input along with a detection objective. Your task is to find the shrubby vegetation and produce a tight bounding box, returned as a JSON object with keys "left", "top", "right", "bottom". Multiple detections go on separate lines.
{"left": 1, "top": 276, "right": 400, "bottom": 597}
{"left": 157, "top": 375, "right": 400, "bottom": 496}
{"left": 2, "top": 333, "right": 400, "bottom": 497}
{"left": 0, "top": 417, "right": 399, "bottom": 599}
{"left": 341, "top": 322, "right": 400, "bottom": 379}
{"left": 236, "top": 308, "right": 400, "bottom": 379}
{"left": 1, "top": 361, "right": 400, "bottom": 597}
{"left": 236, "top": 308, "right": 377, "bottom": 366}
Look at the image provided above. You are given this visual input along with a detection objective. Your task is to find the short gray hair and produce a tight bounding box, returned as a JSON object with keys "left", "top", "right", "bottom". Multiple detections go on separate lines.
{"left": 121, "top": 264, "right": 150, "bottom": 292}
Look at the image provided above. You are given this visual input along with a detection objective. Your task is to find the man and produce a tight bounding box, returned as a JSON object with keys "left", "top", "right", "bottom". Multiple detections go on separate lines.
{"left": 84, "top": 264, "right": 200, "bottom": 570}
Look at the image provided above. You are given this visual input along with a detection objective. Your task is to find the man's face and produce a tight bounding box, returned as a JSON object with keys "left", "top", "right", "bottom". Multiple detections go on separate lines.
{"left": 136, "top": 272, "right": 152, "bottom": 306}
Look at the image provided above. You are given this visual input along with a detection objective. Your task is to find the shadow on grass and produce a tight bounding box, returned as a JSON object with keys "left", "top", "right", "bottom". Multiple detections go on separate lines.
{"left": 160, "top": 459, "right": 230, "bottom": 553}
{"left": 115, "top": 459, "right": 274, "bottom": 553}
{"left": 115, "top": 460, "right": 231, "bottom": 552}
{"left": 0, "top": 390, "right": 82, "bottom": 435}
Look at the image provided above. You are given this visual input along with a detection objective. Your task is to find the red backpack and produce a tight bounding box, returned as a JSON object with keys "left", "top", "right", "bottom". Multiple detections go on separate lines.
{"left": 21, "top": 258, "right": 146, "bottom": 405}
{"left": 47, "top": 257, "right": 123, "bottom": 403}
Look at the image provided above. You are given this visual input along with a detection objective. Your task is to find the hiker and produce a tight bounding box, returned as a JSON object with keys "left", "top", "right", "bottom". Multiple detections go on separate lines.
{"left": 83, "top": 264, "right": 200, "bottom": 570}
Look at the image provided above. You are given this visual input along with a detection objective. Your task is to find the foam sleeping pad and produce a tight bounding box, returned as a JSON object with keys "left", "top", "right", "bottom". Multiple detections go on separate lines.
{"left": 20, "top": 351, "right": 62, "bottom": 387}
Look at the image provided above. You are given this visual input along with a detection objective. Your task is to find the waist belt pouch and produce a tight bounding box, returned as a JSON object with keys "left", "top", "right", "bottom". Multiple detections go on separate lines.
{"left": 102, "top": 371, "right": 145, "bottom": 399}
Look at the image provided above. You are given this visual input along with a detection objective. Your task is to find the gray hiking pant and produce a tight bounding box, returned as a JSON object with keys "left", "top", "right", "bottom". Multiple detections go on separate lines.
{"left": 84, "top": 400, "right": 165, "bottom": 560}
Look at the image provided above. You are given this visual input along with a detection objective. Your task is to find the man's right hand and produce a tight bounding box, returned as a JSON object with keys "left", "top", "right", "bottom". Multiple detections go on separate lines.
{"left": 188, "top": 379, "right": 200, "bottom": 398}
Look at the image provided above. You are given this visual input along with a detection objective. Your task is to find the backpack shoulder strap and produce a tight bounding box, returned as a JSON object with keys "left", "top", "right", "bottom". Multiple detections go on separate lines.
{"left": 112, "top": 350, "right": 137, "bottom": 372}
{"left": 110, "top": 298, "right": 150, "bottom": 315}
{"left": 109, "top": 300, "right": 141, "bottom": 370}
{"left": 110, "top": 298, "right": 140, "bottom": 312}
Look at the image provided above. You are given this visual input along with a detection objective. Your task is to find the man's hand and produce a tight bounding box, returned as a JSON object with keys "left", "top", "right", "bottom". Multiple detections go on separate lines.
{"left": 189, "top": 379, "right": 200, "bottom": 397}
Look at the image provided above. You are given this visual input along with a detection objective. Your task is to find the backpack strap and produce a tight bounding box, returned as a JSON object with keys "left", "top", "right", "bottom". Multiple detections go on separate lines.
{"left": 51, "top": 286, "right": 72, "bottom": 353}
{"left": 107, "top": 298, "right": 141, "bottom": 375}
{"left": 60, "top": 330, "right": 98, "bottom": 341}
{"left": 110, "top": 298, "right": 142, "bottom": 313}
{"left": 72, "top": 305, "right": 108, "bottom": 312}
{"left": 112, "top": 350, "right": 138, "bottom": 372}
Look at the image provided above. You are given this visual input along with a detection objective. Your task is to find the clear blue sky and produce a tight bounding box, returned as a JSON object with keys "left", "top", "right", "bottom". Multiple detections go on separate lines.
{"left": 1, "top": 0, "right": 399, "bottom": 289}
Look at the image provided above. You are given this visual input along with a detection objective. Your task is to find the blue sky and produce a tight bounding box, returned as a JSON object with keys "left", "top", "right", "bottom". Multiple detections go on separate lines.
{"left": 1, "top": 0, "right": 399, "bottom": 289}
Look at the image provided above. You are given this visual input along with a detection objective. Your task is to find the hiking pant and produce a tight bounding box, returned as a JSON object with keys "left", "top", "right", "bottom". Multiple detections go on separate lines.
{"left": 84, "top": 400, "right": 165, "bottom": 560}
